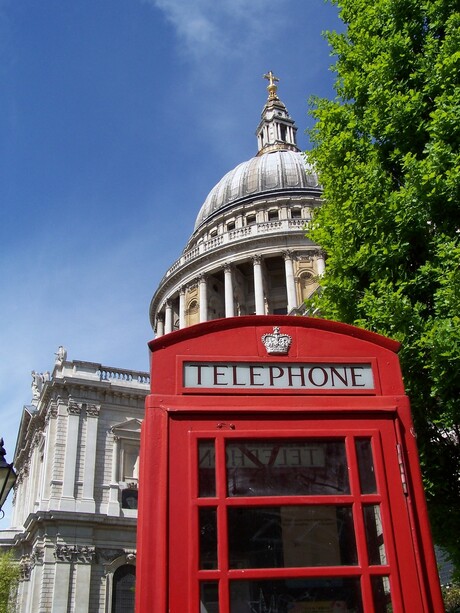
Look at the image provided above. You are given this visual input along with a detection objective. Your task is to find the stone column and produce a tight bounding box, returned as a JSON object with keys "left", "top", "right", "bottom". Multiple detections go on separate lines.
{"left": 316, "top": 251, "right": 326, "bottom": 276}
{"left": 252, "top": 255, "right": 265, "bottom": 315}
{"left": 73, "top": 548, "right": 95, "bottom": 613}
{"left": 199, "top": 275, "right": 208, "bottom": 322}
{"left": 107, "top": 435, "right": 120, "bottom": 516}
{"left": 179, "top": 287, "right": 186, "bottom": 329}
{"left": 74, "top": 564, "right": 91, "bottom": 613}
{"left": 164, "top": 301, "right": 173, "bottom": 334}
{"left": 283, "top": 251, "right": 297, "bottom": 313}
{"left": 78, "top": 404, "right": 99, "bottom": 513}
{"left": 42, "top": 404, "right": 58, "bottom": 505}
{"left": 60, "top": 401, "right": 81, "bottom": 512}
{"left": 156, "top": 314, "right": 165, "bottom": 337}
{"left": 223, "top": 264, "right": 235, "bottom": 317}
{"left": 27, "top": 435, "right": 41, "bottom": 513}
{"left": 51, "top": 559, "right": 71, "bottom": 613}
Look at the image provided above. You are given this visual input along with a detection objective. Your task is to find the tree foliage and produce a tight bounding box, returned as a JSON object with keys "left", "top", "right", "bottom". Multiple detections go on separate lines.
{"left": 0, "top": 551, "right": 19, "bottom": 613}
{"left": 307, "top": 0, "right": 460, "bottom": 571}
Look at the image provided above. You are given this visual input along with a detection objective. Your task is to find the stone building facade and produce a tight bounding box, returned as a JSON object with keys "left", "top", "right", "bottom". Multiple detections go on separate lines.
{"left": 1, "top": 350, "right": 149, "bottom": 613}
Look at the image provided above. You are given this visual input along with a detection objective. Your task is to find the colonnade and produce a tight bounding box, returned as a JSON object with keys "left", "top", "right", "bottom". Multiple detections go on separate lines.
{"left": 155, "top": 251, "right": 325, "bottom": 337}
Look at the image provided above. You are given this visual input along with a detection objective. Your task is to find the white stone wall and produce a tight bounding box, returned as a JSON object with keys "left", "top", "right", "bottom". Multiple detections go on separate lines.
{"left": 1, "top": 357, "right": 149, "bottom": 613}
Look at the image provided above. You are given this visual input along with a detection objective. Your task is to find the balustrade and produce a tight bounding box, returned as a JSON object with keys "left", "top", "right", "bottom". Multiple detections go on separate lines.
{"left": 161, "top": 218, "right": 309, "bottom": 281}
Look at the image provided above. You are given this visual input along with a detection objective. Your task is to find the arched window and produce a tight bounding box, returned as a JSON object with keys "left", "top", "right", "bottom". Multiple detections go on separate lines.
{"left": 112, "top": 564, "right": 136, "bottom": 613}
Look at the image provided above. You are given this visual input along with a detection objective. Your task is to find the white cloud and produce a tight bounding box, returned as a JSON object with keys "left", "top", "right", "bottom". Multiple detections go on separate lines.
{"left": 146, "top": 0, "right": 288, "bottom": 60}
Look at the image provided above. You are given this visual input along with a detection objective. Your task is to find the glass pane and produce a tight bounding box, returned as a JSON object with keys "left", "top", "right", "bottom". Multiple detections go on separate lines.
{"left": 364, "top": 505, "right": 387, "bottom": 565}
{"left": 371, "top": 576, "right": 392, "bottom": 612}
{"left": 230, "top": 578, "right": 363, "bottom": 612}
{"left": 356, "top": 438, "right": 377, "bottom": 494}
{"left": 199, "top": 440, "right": 216, "bottom": 497}
{"left": 199, "top": 507, "right": 218, "bottom": 569}
{"left": 226, "top": 439, "right": 350, "bottom": 496}
{"left": 200, "top": 581, "right": 219, "bottom": 613}
{"left": 228, "top": 506, "right": 357, "bottom": 568}
{"left": 112, "top": 565, "right": 136, "bottom": 613}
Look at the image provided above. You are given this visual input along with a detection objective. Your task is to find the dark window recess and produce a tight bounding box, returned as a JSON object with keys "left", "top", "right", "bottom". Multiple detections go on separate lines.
{"left": 268, "top": 210, "right": 279, "bottom": 221}
{"left": 291, "top": 208, "right": 302, "bottom": 219}
{"left": 246, "top": 215, "right": 256, "bottom": 225}
{"left": 227, "top": 221, "right": 235, "bottom": 231}
{"left": 112, "top": 565, "right": 136, "bottom": 613}
{"left": 121, "top": 489, "right": 139, "bottom": 510}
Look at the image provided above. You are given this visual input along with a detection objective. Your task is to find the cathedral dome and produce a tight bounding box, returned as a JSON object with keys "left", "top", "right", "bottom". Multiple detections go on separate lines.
{"left": 194, "top": 150, "right": 319, "bottom": 230}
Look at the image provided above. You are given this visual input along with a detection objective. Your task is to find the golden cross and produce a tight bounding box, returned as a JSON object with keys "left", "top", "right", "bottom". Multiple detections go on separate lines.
{"left": 263, "top": 71, "right": 279, "bottom": 88}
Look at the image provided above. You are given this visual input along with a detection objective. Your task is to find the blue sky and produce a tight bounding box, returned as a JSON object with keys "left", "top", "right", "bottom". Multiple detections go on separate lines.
{"left": 0, "top": 0, "right": 342, "bottom": 519}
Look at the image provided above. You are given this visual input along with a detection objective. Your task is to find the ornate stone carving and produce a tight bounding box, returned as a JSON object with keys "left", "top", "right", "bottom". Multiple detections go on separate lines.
{"left": 31, "top": 546, "right": 44, "bottom": 566}
{"left": 67, "top": 401, "right": 81, "bottom": 416}
{"left": 86, "top": 404, "right": 100, "bottom": 418}
{"left": 31, "top": 371, "right": 44, "bottom": 402}
{"left": 31, "top": 431, "right": 42, "bottom": 449}
{"left": 46, "top": 404, "right": 58, "bottom": 422}
{"left": 55, "top": 345, "right": 67, "bottom": 365}
{"left": 54, "top": 544, "right": 96, "bottom": 564}
{"left": 20, "top": 560, "right": 31, "bottom": 581}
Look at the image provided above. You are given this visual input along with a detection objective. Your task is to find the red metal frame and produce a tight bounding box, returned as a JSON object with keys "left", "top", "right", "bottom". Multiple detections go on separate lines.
{"left": 136, "top": 316, "right": 444, "bottom": 613}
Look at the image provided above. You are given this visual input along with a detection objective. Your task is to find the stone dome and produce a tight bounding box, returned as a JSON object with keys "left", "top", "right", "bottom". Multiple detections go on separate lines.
{"left": 194, "top": 150, "right": 319, "bottom": 230}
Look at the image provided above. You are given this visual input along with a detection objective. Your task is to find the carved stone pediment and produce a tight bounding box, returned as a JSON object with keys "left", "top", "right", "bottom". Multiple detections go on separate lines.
{"left": 111, "top": 418, "right": 142, "bottom": 441}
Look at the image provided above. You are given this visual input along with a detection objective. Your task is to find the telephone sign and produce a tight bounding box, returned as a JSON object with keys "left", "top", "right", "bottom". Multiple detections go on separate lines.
{"left": 136, "top": 316, "right": 443, "bottom": 613}
{"left": 183, "top": 361, "right": 375, "bottom": 390}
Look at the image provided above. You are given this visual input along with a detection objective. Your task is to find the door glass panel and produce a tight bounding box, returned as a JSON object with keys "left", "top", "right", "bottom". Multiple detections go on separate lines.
{"left": 200, "top": 581, "right": 219, "bottom": 613}
{"left": 199, "top": 440, "right": 216, "bottom": 497}
{"left": 226, "top": 439, "right": 350, "bottom": 496}
{"left": 363, "top": 505, "right": 387, "bottom": 565}
{"left": 199, "top": 507, "right": 218, "bottom": 569}
{"left": 228, "top": 506, "right": 357, "bottom": 568}
{"left": 371, "top": 576, "right": 392, "bottom": 612}
{"left": 356, "top": 438, "right": 377, "bottom": 494}
{"left": 230, "top": 578, "right": 363, "bottom": 612}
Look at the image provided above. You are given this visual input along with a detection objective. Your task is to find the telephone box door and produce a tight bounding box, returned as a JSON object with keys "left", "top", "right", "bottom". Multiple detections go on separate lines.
{"left": 169, "top": 414, "right": 425, "bottom": 612}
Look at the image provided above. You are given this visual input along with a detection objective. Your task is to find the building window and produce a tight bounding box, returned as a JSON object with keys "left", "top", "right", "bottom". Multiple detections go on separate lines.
{"left": 227, "top": 221, "right": 235, "bottom": 231}
{"left": 291, "top": 208, "right": 302, "bottom": 219}
{"left": 246, "top": 214, "right": 256, "bottom": 225}
{"left": 111, "top": 419, "right": 142, "bottom": 513}
{"left": 268, "top": 210, "right": 279, "bottom": 221}
{"left": 121, "top": 488, "right": 139, "bottom": 510}
{"left": 112, "top": 565, "right": 136, "bottom": 613}
{"left": 120, "top": 442, "right": 140, "bottom": 484}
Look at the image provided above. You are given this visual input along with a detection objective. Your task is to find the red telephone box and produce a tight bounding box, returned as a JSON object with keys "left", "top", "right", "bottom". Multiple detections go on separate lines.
{"left": 136, "top": 316, "right": 444, "bottom": 612}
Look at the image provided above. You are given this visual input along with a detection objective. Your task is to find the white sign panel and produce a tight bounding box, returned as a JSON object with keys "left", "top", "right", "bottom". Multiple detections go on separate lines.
{"left": 183, "top": 362, "right": 374, "bottom": 390}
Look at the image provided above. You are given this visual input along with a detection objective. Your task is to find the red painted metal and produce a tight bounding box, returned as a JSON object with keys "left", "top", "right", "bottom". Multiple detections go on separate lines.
{"left": 136, "top": 316, "right": 444, "bottom": 612}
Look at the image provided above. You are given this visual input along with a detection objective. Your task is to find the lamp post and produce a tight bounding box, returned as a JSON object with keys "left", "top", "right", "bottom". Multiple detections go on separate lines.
{"left": 0, "top": 438, "right": 17, "bottom": 518}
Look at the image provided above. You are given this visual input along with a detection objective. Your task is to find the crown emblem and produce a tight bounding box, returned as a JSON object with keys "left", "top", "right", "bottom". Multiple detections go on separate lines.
{"left": 261, "top": 327, "right": 292, "bottom": 355}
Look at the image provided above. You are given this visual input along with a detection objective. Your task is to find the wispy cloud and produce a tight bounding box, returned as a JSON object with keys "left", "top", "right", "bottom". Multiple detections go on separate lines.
{"left": 146, "top": 0, "right": 288, "bottom": 60}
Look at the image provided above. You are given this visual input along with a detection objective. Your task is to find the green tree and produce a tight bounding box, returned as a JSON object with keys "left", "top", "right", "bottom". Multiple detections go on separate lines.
{"left": 0, "top": 551, "right": 19, "bottom": 613}
{"left": 306, "top": 0, "right": 460, "bottom": 572}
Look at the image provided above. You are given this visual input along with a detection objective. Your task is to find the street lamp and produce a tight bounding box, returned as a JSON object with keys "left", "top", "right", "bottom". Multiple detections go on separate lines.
{"left": 0, "top": 438, "right": 17, "bottom": 518}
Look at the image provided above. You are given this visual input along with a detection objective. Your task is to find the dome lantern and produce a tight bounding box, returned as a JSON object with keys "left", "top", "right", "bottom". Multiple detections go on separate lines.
{"left": 256, "top": 72, "right": 299, "bottom": 156}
